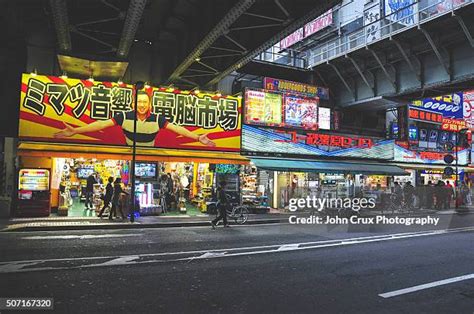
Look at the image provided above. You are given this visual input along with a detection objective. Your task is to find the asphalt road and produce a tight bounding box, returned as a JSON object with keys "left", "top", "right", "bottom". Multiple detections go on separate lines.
{"left": 0, "top": 214, "right": 474, "bottom": 313}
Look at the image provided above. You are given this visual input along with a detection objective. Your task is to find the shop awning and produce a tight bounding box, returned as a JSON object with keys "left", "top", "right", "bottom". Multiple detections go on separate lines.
{"left": 18, "top": 141, "right": 250, "bottom": 165}
{"left": 251, "top": 158, "right": 410, "bottom": 176}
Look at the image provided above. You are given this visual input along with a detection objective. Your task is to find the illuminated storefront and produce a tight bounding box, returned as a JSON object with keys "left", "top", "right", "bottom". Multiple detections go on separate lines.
{"left": 15, "top": 73, "right": 247, "bottom": 217}
{"left": 241, "top": 83, "right": 408, "bottom": 211}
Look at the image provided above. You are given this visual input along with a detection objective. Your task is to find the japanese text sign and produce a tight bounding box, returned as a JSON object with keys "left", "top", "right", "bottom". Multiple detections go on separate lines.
{"left": 304, "top": 9, "right": 333, "bottom": 37}
{"left": 442, "top": 118, "right": 466, "bottom": 132}
{"left": 19, "top": 73, "right": 241, "bottom": 151}
{"left": 244, "top": 89, "right": 283, "bottom": 126}
{"left": 264, "top": 77, "right": 329, "bottom": 100}
{"left": 408, "top": 107, "right": 443, "bottom": 124}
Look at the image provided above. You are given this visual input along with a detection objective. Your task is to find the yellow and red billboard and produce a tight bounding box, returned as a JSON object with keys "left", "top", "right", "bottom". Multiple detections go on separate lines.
{"left": 19, "top": 73, "right": 241, "bottom": 152}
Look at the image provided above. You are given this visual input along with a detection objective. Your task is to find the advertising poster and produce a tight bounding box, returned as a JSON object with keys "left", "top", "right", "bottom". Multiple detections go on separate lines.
{"left": 463, "top": 90, "right": 474, "bottom": 127}
{"left": 304, "top": 9, "right": 333, "bottom": 38}
{"left": 384, "top": 0, "right": 418, "bottom": 26}
{"left": 244, "top": 89, "right": 282, "bottom": 126}
{"left": 242, "top": 125, "right": 393, "bottom": 160}
{"left": 411, "top": 93, "right": 463, "bottom": 119}
{"left": 318, "top": 107, "right": 331, "bottom": 130}
{"left": 19, "top": 73, "right": 241, "bottom": 152}
{"left": 284, "top": 96, "right": 318, "bottom": 129}
{"left": 394, "top": 142, "right": 469, "bottom": 165}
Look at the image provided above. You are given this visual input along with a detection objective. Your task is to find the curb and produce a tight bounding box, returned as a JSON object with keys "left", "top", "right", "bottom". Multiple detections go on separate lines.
{"left": 1, "top": 218, "right": 285, "bottom": 232}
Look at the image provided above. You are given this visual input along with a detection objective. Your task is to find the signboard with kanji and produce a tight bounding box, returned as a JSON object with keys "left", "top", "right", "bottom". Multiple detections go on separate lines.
{"left": 241, "top": 125, "right": 393, "bottom": 160}
{"left": 244, "top": 89, "right": 283, "bottom": 126}
{"left": 408, "top": 107, "right": 443, "bottom": 125}
{"left": 19, "top": 73, "right": 241, "bottom": 152}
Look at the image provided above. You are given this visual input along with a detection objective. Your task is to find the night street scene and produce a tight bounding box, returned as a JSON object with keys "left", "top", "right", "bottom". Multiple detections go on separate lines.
{"left": 1, "top": 0, "right": 474, "bottom": 313}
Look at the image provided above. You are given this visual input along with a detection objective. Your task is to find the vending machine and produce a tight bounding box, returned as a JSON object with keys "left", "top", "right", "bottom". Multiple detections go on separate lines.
{"left": 17, "top": 169, "right": 51, "bottom": 217}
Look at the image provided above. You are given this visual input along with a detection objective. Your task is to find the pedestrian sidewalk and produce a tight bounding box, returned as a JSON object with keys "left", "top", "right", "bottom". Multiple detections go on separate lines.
{"left": 0, "top": 213, "right": 290, "bottom": 232}
{"left": 1, "top": 207, "right": 473, "bottom": 232}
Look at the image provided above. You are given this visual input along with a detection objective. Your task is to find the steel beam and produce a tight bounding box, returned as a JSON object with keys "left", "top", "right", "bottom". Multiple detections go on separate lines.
{"left": 243, "top": 12, "right": 285, "bottom": 23}
{"left": 49, "top": 0, "right": 71, "bottom": 52}
{"left": 366, "top": 48, "right": 397, "bottom": 91}
{"left": 200, "top": 53, "right": 243, "bottom": 59}
{"left": 327, "top": 62, "right": 355, "bottom": 99}
{"left": 419, "top": 27, "right": 451, "bottom": 77}
{"left": 274, "top": 0, "right": 291, "bottom": 18}
{"left": 71, "top": 27, "right": 116, "bottom": 50}
{"left": 116, "top": 0, "right": 147, "bottom": 58}
{"left": 346, "top": 55, "right": 375, "bottom": 95}
{"left": 196, "top": 61, "right": 219, "bottom": 74}
{"left": 166, "top": 0, "right": 256, "bottom": 84}
{"left": 205, "top": 0, "right": 339, "bottom": 87}
{"left": 453, "top": 14, "right": 474, "bottom": 48}
{"left": 223, "top": 34, "right": 247, "bottom": 52}
{"left": 210, "top": 46, "right": 245, "bottom": 54}
{"left": 391, "top": 39, "right": 422, "bottom": 83}
{"left": 176, "top": 77, "right": 199, "bottom": 87}
{"left": 229, "top": 23, "right": 282, "bottom": 32}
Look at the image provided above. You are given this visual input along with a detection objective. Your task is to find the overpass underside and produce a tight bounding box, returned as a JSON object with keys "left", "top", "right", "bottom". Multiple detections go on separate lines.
{"left": 312, "top": 2, "right": 474, "bottom": 109}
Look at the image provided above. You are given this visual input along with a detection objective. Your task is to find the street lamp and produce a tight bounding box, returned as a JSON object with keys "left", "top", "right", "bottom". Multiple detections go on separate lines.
{"left": 130, "top": 81, "right": 145, "bottom": 222}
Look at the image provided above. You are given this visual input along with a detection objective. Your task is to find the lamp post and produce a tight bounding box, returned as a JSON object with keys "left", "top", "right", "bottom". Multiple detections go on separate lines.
{"left": 455, "top": 128, "right": 469, "bottom": 210}
{"left": 130, "top": 81, "right": 145, "bottom": 222}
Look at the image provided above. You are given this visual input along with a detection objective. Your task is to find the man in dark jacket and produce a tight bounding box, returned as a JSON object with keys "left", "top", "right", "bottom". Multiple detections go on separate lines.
{"left": 403, "top": 182, "right": 415, "bottom": 209}
{"left": 211, "top": 181, "right": 229, "bottom": 229}
{"left": 98, "top": 177, "right": 114, "bottom": 218}
{"left": 110, "top": 177, "right": 127, "bottom": 220}
{"left": 85, "top": 173, "right": 97, "bottom": 210}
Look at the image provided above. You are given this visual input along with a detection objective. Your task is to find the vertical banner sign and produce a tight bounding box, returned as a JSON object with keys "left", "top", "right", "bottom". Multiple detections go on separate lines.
{"left": 364, "top": 5, "right": 381, "bottom": 43}
{"left": 397, "top": 105, "right": 408, "bottom": 141}
{"left": 19, "top": 73, "right": 241, "bottom": 151}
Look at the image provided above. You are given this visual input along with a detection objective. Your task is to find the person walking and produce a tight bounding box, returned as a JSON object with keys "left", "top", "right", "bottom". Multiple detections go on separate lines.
{"left": 460, "top": 182, "right": 469, "bottom": 206}
{"left": 393, "top": 182, "right": 403, "bottom": 206}
{"left": 110, "top": 178, "right": 127, "bottom": 220}
{"left": 98, "top": 177, "right": 114, "bottom": 218}
{"left": 425, "top": 181, "right": 434, "bottom": 209}
{"left": 435, "top": 181, "right": 446, "bottom": 210}
{"left": 211, "top": 181, "right": 229, "bottom": 229}
{"left": 85, "top": 172, "right": 97, "bottom": 210}
{"left": 403, "top": 182, "right": 415, "bottom": 209}
{"left": 445, "top": 181, "right": 454, "bottom": 209}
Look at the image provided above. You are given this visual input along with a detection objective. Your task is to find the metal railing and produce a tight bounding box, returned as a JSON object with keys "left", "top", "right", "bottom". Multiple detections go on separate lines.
{"left": 254, "top": 50, "right": 307, "bottom": 69}
{"left": 308, "top": 0, "right": 472, "bottom": 67}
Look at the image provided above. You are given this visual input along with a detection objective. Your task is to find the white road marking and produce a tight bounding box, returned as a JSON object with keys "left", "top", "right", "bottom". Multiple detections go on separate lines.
{"left": 277, "top": 244, "right": 300, "bottom": 251}
{"left": 22, "top": 234, "right": 141, "bottom": 240}
{"left": 0, "top": 226, "right": 473, "bottom": 274}
{"left": 379, "top": 273, "right": 474, "bottom": 298}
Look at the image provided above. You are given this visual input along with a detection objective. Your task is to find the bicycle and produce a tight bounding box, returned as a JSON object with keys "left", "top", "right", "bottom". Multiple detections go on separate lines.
{"left": 214, "top": 204, "right": 249, "bottom": 225}
{"left": 227, "top": 204, "right": 249, "bottom": 224}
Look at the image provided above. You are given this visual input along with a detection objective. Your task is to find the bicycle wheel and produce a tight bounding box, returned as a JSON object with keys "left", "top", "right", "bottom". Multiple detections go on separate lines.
{"left": 233, "top": 206, "right": 249, "bottom": 224}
